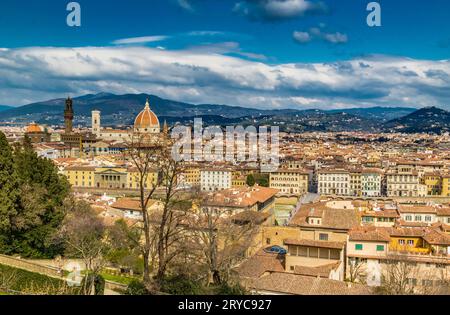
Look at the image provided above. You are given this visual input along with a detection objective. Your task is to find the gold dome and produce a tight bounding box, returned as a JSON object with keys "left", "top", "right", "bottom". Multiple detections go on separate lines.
{"left": 26, "top": 123, "right": 44, "bottom": 133}
{"left": 134, "top": 99, "right": 160, "bottom": 133}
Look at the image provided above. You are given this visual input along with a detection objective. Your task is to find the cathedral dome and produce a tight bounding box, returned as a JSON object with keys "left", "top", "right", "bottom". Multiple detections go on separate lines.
{"left": 134, "top": 99, "right": 160, "bottom": 133}
{"left": 26, "top": 123, "right": 44, "bottom": 133}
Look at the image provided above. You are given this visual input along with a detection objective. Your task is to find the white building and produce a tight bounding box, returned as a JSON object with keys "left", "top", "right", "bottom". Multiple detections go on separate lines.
{"left": 200, "top": 168, "right": 232, "bottom": 191}
{"left": 318, "top": 170, "right": 350, "bottom": 196}
{"left": 361, "top": 170, "right": 382, "bottom": 197}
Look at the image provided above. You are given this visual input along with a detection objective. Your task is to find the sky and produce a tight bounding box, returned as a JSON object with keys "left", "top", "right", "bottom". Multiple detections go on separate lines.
{"left": 0, "top": 0, "right": 449, "bottom": 110}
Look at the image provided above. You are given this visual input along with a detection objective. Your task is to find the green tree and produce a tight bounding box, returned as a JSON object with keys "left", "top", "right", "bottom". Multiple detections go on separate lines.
{"left": 7, "top": 136, "right": 70, "bottom": 258}
{"left": 0, "top": 132, "right": 21, "bottom": 253}
{"left": 246, "top": 174, "right": 256, "bottom": 187}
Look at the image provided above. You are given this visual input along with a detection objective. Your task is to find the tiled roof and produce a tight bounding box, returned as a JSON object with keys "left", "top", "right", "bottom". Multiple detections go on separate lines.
{"left": 249, "top": 272, "right": 373, "bottom": 295}
{"left": 204, "top": 186, "right": 278, "bottom": 208}
{"left": 423, "top": 229, "right": 450, "bottom": 246}
{"left": 398, "top": 205, "right": 437, "bottom": 214}
{"left": 111, "top": 198, "right": 156, "bottom": 212}
{"left": 289, "top": 202, "right": 360, "bottom": 230}
{"left": 293, "top": 262, "right": 341, "bottom": 278}
{"left": 235, "top": 250, "right": 285, "bottom": 279}
{"left": 349, "top": 226, "right": 391, "bottom": 242}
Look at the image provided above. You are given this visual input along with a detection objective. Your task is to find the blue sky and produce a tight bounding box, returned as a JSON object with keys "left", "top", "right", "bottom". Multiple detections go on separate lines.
{"left": 0, "top": 0, "right": 449, "bottom": 109}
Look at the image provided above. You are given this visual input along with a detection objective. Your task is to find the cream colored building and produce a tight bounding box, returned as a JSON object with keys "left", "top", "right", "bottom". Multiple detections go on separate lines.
{"left": 200, "top": 168, "right": 232, "bottom": 191}
{"left": 317, "top": 169, "right": 350, "bottom": 196}
{"left": 269, "top": 169, "right": 309, "bottom": 196}
{"left": 386, "top": 166, "right": 426, "bottom": 197}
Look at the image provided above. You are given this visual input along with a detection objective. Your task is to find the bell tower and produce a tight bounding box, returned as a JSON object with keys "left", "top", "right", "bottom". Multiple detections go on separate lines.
{"left": 64, "top": 97, "right": 74, "bottom": 134}
{"left": 92, "top": 110, "right": 101, "bottom": 136}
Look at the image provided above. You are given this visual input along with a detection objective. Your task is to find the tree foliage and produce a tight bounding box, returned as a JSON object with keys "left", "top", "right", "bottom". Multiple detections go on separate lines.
{"left": 0, "top": 133, "right": 69, "bottom": 258}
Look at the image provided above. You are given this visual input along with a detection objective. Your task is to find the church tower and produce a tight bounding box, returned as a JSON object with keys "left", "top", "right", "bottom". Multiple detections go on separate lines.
{"left": 92, "top": 110, "right": 101, "bottom": 136}
{"left": 64, "top": 97, "right": 74, "bottom": 134}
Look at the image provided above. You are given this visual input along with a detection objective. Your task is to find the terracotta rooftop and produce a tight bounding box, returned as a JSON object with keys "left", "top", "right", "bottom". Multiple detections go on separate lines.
{"left": 293, "top": 262, "right": 341, "bottom": 278}
{"left": 248, "top": 272, "right": 373, "bottom": 295}
{"left": 289, "top": 202, "right": 360, "bottom": 230}
{"left": 397, "top": 205, "right": 437, "bottom": 214}
{"left": 204, "top": 186, "right": 278, "bottom": 208}
{"left": 349, "top": 226, "right": 391, "bottom": 242}
{"left": 235, "top": 250, "right": 285, "bottom": 279}
{"left": 110, "top": 198, "right": 156, "bottom": 212}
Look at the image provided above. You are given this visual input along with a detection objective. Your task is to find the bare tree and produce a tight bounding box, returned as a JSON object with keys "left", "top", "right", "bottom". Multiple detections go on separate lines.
{"left": 126, "top": 132, "right": 189, "bottom": 288}
{"left": 347, "top": 257, "right": 367, "bottom": 284}
{"left": 188, "top": 196, "right": 262, "bottom": 286}
{"left": 377, "top": 254, "right": 419, "bottom": 295}
{"left": 126, "top": 132, "right": 164, "bottom": 284}
{"left": 59, "top": 199, "right": 110, "bottom": 295}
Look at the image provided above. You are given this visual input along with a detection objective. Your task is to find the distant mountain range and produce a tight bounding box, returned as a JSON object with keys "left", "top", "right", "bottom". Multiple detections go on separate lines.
{"left": 0, "top": 93, "right": 448, "bottom": 134}
{"left": 383, "top": 106, "right": 450, "bottom": 134}
{"left": 0, "top": 105, "right": 12, "bottom": 112}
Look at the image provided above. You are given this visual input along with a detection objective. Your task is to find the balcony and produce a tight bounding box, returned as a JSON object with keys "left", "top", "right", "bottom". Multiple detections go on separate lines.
{"left": 389, "top": 245, "right": 430, "bottom": 255}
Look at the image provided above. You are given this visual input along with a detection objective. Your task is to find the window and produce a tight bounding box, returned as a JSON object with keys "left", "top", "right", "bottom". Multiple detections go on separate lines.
{"left": 308, "top": 247, "right": 319, "bottom": 258}
{"left": 407, "top": 278, "right": 417, "bottom": 286}
{"left": 298, "top": 246, "right": 308, "bottom": 257}
{"left": 355, "top": 244, "right": 363, "bottom": 251}
{"left": 266, "top": 238, "right": 271, "bottom": 245}
{"left": 398, "top": 239, "right": 405, "bottom": 245}
{"left": 330, "top": 249, "right": 340, "bottom": 260}
{"left": 414, "top": 215, "right": 422, "bottom": 221}
{"left": 425, "top": 216, "right": 432, "bottom": 222}
{"left": 319, "top": 248, "right": 329, "bottom": 259}
{"left": 405, "top": 215, "right": 412, "bottom": 221}
{"left": 422, "top": 280, "right": 433, "bottom": 287}
{"left": 407, "top": 240, "right": 414, "bottom": 246}
{"left": 319, "top": 233, "right": 329, "bottom": 241}
{"left": 376, "top": 245, "right": 385, "bottom": 252}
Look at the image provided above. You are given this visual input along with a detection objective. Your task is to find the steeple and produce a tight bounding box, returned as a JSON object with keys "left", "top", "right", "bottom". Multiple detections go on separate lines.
{"left": 145, "top": 97, "right": 150, "bottom": 109}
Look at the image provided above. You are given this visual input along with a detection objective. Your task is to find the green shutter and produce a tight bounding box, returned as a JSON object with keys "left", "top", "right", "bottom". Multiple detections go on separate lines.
{"left": 355, "top": 244, "right": 363, "bottom": 250}
{"left": 376, "top": 245, "right": 384, "bottom": 251}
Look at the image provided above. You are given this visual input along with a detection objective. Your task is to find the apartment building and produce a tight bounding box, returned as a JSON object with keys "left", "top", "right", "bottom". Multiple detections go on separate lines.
{"left": 347, "top": 225, "right": 450, "bottom": 290}
{"left": 269, "top": 169, "right": 309, "bottom": 196}
{"left": 423, "top": 173, "right": 442, "bottom": 196}
{"left": 442, "top": 175, "right": 450, "bottom": 197}
{"left": 347, "top": 227, "right": 390, "bottom": 286}
{"left": 200, "top": 168, "right": 232, "bottom": 191}
{"left": 349, "top": 171, "right": 362, "bottom": 197}
{"left": 317, "top": 169, "right": 350, "bottom": 196}
{"left": 361, "top": 169, "right": 382, "bottom": 197}
{"left": 398, "top": 204, "right": 450, "bottom": 226}
{"left": 386, "top": 166, "right": 426, "bottom": 197}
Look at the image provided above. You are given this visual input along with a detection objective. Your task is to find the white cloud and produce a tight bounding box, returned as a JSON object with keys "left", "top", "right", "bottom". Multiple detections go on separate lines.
{"left": 0, "top": 46, "right": 449, "bottom": 110}
{"left": 323, "top": 32, "right": 348, "bottom": 44}
{"left": 293, "top": 27, "right": 348, "bottom": 45}
{"left": 112, "top": 36, "right": 169, "bottom": 45}
{"left": 234, "top": 0, "right": 327, "bottom": 21}
{"left": 293, "top": 31, "right": 312, "bottom": 43}
{"left": 178, "top": 0, "right": 195, "bottom": 12}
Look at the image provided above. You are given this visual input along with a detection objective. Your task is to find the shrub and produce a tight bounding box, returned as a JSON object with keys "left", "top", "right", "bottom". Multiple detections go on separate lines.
{"left": 125, "top": 280, "right": 149, "bottom": 295}
{"left": 94, "top": 275, "right": 105, "bottom": 295}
